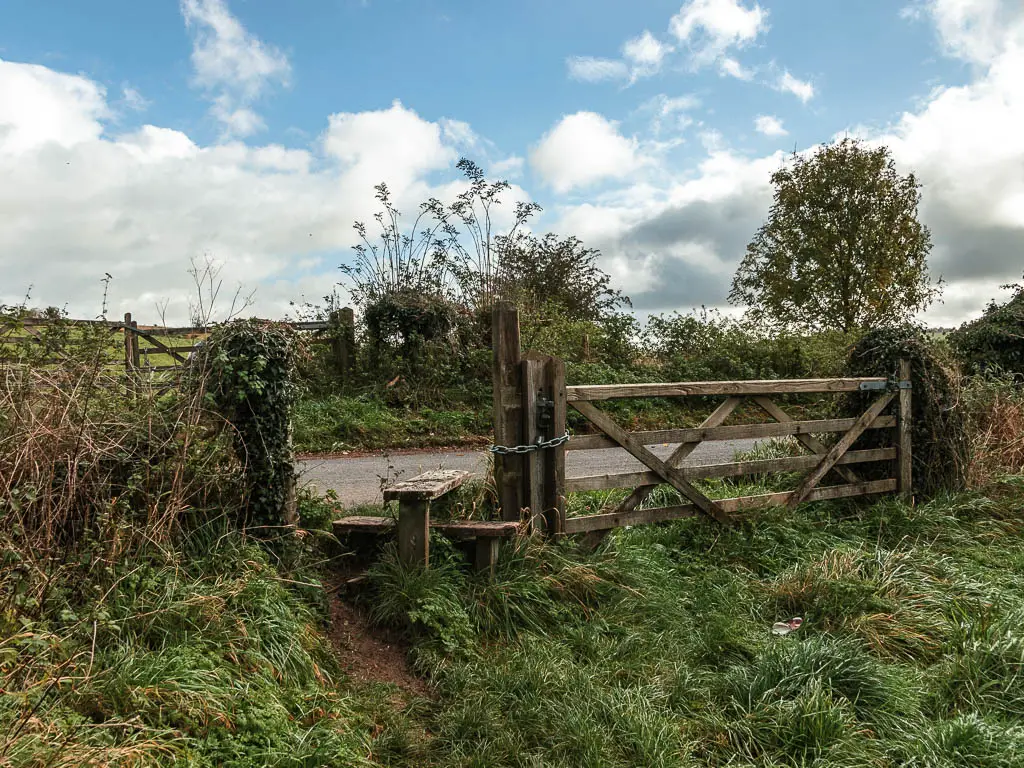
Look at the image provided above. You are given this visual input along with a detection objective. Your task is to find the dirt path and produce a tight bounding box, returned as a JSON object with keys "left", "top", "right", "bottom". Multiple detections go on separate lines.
{"left": 298, "top": 438, "right": 763, "bottom": 507}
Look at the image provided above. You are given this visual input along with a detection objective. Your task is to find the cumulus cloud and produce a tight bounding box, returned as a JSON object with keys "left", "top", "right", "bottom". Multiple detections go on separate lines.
{"left": 0, "top": 59, "right": 485, "bottom": 321}
{"left": 529, "top": 112, "right": 640, "bottom": 193}
{"left": 754, "top": 114, "right": 787, "bottom": 136}
{"left": 669, "top": 0, "right": 767, "bottom": 66}
{"left": 180, "top": 0, "right": 290, "bottom": 137}
{"left": 776, "top": 70, "right": 815, "bottom": 102}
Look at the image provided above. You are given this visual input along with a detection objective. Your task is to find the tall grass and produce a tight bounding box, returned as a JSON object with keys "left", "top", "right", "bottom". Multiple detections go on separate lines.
{"left": 0, "top": 313, "right": 377, "bottom": 766}
{"left": 358, "top": 478, "right": 1024, "bottom": 767}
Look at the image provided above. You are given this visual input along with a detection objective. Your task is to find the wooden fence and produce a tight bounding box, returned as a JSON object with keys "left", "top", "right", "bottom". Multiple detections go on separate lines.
{"left": 1, "top": 308, "right": 357, "bottom": 384}
{"left": 490, "top": 304, "right": 911, "bottom": 537}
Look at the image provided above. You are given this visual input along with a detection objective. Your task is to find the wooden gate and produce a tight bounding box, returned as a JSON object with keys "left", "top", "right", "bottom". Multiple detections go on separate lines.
{"left": 490, "top": 304, "right": 911, "bottom": 537}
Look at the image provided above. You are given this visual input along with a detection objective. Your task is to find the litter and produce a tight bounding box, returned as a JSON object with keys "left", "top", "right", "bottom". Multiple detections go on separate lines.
{"left": 771, "top": 617, "right": 803, "bottom": 636}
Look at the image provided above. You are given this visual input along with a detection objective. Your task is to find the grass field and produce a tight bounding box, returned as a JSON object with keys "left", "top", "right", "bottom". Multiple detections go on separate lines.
{"left": 6, "top": 469, "right": 1024, "bottom": 766}
{"left": 314, "top": 467, "right": 1024, "bottom": 768}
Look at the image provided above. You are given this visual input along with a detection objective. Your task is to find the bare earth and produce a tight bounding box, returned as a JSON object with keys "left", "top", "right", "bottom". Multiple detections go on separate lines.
{"left": 298, "top": 438, "right": 762, "bottom": 507}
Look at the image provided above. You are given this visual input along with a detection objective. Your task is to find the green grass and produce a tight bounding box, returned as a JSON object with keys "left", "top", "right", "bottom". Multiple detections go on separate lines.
{"left": 11, "top": 474, "right": 1024, "bottom": 766}
{"left": 351, "top": 478, "right": 1024, "bottom": 767}
{"left": 292, "top": 394, "right": 492, "bottom": 452}
{"left": 0, "top": 537, "right": 379, "bottom": 767}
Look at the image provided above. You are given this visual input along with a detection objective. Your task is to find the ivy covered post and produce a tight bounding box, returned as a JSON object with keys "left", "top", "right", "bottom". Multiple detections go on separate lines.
{"left": 195, "top": 320, "right": 299, "bottom": 531}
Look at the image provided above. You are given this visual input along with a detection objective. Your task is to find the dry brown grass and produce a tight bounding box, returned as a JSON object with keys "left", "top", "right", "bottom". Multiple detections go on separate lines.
{"left": 962, "top": 374, "right": 1024, "bottom": 487}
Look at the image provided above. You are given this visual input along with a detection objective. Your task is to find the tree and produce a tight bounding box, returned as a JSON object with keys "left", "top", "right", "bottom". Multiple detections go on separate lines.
{"left": 729, "top": 138, "right": 940, "bottom": 333}
{"left": 496, "top": 233, "right": 630, "bottom": 321}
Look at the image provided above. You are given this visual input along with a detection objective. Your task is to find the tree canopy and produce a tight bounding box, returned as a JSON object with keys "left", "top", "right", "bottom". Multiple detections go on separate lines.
{"left": 497, "top": 233, "right": 630, "bottom": 322}
{"left": 730, "top": 138, "right": 940, "bottom": 333}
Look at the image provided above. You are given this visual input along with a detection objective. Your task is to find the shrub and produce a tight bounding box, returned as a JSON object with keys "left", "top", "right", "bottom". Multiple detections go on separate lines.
{"left": 844, "top": 324, "right": 969, "bottom": 497}
{"left": 948, "top": 279, "right": 1024, "bottom": 373}
{"left": 193, "top": 319, "right": 299, "bottom": 531}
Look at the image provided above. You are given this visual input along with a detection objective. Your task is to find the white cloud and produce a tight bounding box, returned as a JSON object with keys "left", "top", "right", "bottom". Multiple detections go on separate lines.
{"left": 491, "top": 155, "right": 525, "bottom": 177}
{"left": 719, "top": 56, "right": 754, "bottom": 79}
{"left": 754, "top": 114, "right": 787, "bottom": 136}
{"left": 0, "top": 59, "right": 106, "bottom": 154}
{"left": 0, "top": 60, "right": 493, "bottom": 322}
{"left": 776, "top": 70, "right": 815, "bottom": 102}
{"left": 121, "top": 86, "right": 150, "bottom": 112}
{"left": 569, "top": 30, "right": 674, "bottom": 84}
{"left": 567, "top": 56, "right": 629, "bottom": 82}
{"left": 643, "top": 93, "right": 701, "bottom": 134}
{"left": 180, "top": 0, "right": 290, "bottom": 137}
{"left": 623, "top": 30, "right": 674, "bottom": 79}
{"left": 669, "top": 0, "right": 768, "bottom": 65}
{"left": 530, "top": 112, "right": 639, "bottom": 193}
{"left": 914, "top": 0, "right": 1019, "bottom": 65}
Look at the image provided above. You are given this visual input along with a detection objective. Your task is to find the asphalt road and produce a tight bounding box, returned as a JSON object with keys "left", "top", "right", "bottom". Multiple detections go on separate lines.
{"left": 298, "top": 438, "right": 763, "bottom": 508}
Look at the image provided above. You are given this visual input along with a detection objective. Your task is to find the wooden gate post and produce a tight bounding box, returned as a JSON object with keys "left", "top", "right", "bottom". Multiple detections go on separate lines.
{"left": 520, "top": 354, "right": 567, "bottom": 536}
{"left": 123, "top": 312, "right": 137, "bottom": 397}
{"left": 897, "top": 358, "right": 913, "bottom": 500}
{"left": 492, "top": 304, "right": 524, "bottom": 522}
{"left": 330, "top": 307, "right": 356, "bottom": 383}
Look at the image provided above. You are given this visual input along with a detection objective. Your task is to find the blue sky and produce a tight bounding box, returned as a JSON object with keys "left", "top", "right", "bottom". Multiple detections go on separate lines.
{"left": 1, "top": 0, "right": 1021, "bottom": 324}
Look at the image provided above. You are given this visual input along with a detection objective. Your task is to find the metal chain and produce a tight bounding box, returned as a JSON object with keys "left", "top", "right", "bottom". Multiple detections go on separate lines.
{"left": 488, "top": 431, "right": 572, "bottom": 455}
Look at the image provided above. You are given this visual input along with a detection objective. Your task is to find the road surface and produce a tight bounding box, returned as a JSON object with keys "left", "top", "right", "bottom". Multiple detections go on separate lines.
{"left": 298, "top": 438, "right": 763, "bottom": 508}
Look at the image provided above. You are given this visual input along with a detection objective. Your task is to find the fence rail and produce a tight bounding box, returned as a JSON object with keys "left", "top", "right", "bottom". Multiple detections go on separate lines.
{"left": 1, "top": 308, "right": 356, "bottom": 383}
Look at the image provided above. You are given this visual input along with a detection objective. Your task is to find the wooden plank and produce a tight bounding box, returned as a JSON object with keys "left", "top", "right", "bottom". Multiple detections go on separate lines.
{"left": 383, "top": 469, "right": 470, "bottom": 501}
{"left": 543, "top": 356, "right": 567, "bottom": 535}
{"left": 721, "top": 479, "right": 897, "bottom": 513}
{"left": 566, "top": 378, "right": 888, "bottom": 402}
{"left": 521, "top": 357, "right": 547, "bottom": 533}
{"left": 751, "top": 396, "right": 860, "bottom": 484}
{"left": 397, "top": 500, "right": 430, "bottom": 568}
{"left": 788, "top": 393, "right": 896, "bottom": 508}
{"left": 565, "top": 448, "right": 898, "bottom": 493}
{"left": 128, "top": 327, "right": 189, "bottom": 364}
{"left": 615, "top": 396, "right": 742, "bottom": 514}
{"left": 331, "top": 517, "right": 517, "bottom": 537}
{"left": 332, "top": 516, "right": 395, "bottom": 533}
{"left": 898, "top": 359, "right": 913, "bottom": 499}
{"left": 568, "top": 415, "right": 897, "bottom": 451}
{"left": 565, "top": 479, "right": 897, "bottom": 533}
{"left": 571, "top": 400, "right": 731, "bottom": 525}
{"left": 565, "top": 504, "right": 697, "bottom": 533}
{"left": 492, "top": 303, "right": 524, "bottom": 522}
{"left": 433, "top": 520, "right": 520, "bottom": 538}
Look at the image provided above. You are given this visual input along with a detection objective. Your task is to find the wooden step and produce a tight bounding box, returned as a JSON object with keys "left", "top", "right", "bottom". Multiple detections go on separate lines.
{"left": 333, "top": 516, "right": 519, "bottom": 539}
{"left": 383, "top": 469, "right": 471, "bottom": 501}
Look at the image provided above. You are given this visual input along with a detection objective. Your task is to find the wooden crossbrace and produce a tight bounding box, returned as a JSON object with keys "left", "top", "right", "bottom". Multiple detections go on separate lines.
{"left": 613, "top": 396, "right": 742, "bottom": 515}
{"left": 751, "top": 396, "right": 861, "bottom": 484}
{"left": 788, "top": 392, "right": 895, "bottom": 508}
{"left": 571, "top": 400, "right": 731, "bottom": 525}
